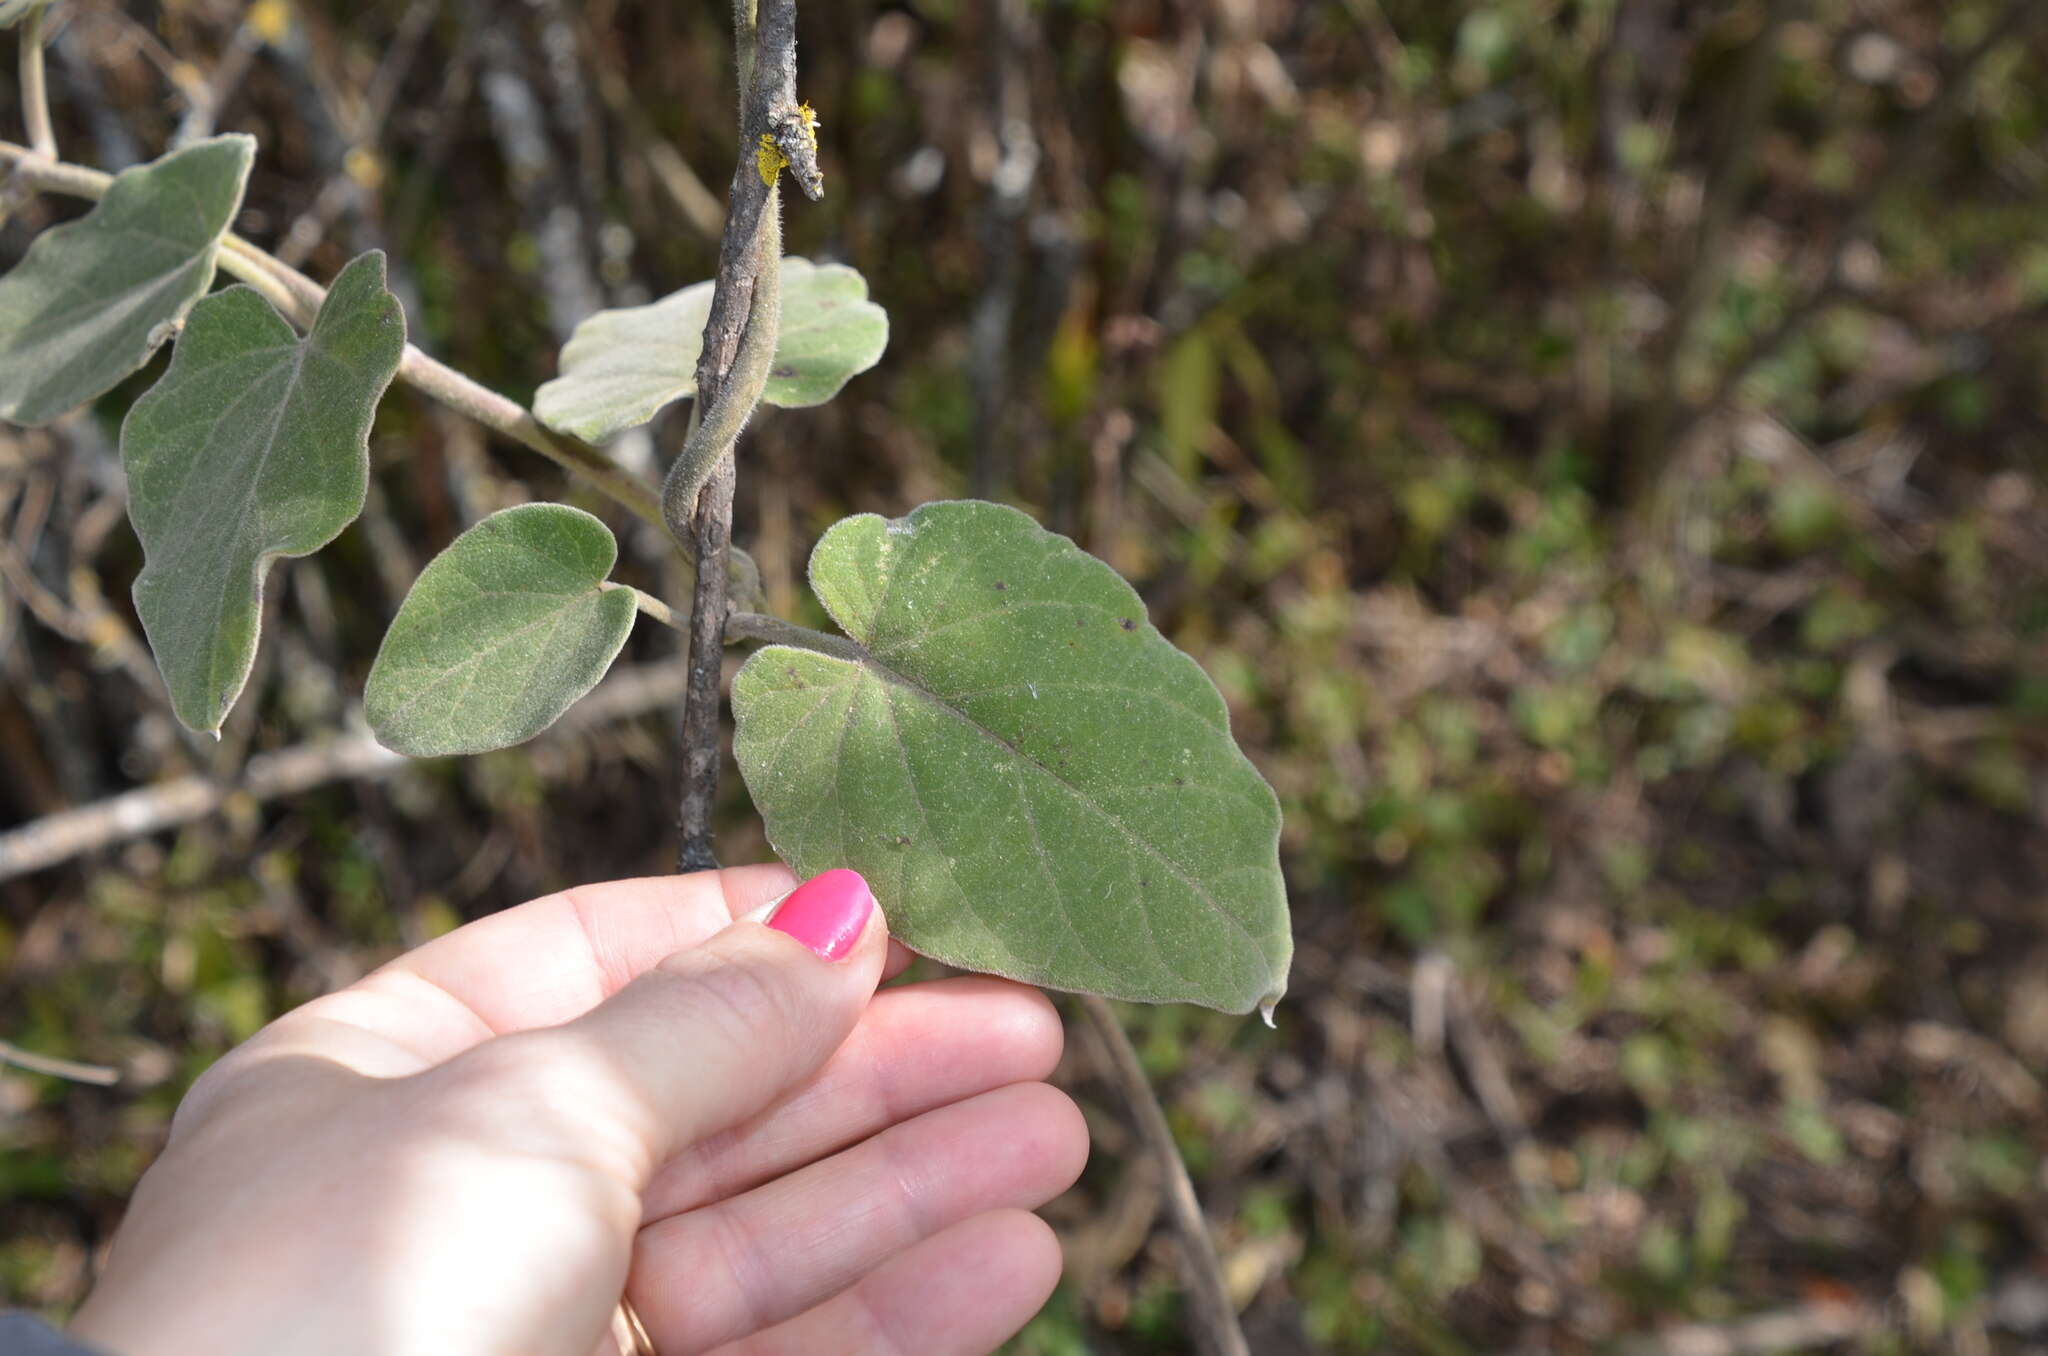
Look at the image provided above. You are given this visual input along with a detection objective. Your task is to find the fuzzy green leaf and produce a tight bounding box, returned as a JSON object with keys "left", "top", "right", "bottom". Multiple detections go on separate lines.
{"left": 365, "top": 504, "right": 638, "bottom": 757}
{"left": 125, "top": 251, "right": 405, "bottom": 733}
{"left": 0, "top": 135, "right": 255, "bottom": 425}
{"left": 533, "top": 257, "right": 888, "bottom": 441}
{"left": 731, "top": 501, "right": 1292, "bottom": 1015}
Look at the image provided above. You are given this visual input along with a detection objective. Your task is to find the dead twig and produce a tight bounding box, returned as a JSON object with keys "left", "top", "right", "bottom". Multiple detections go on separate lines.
{"left": 0, "top": 659, "right": 697, "bottom": 883}
{"left": 1683, "top": 0, "right": 2047, "bottom": 442}
{"left": 1078, "top": 994, "right": 1252, "bottom": 1356}
{"left": 0, "top": 1040, "right": 119, "bottom": 1085}
{"left": 169, "top": 15, "right": 261, "bottom": 150}
{"left": 587, "top": 33, "right": 725, "bottom": 241}
{"left": 274, "top": 0, "right": 442, "bottom": 269}
{"left": 1622, "top": 1298, "right": 1879, "bottom": 1356}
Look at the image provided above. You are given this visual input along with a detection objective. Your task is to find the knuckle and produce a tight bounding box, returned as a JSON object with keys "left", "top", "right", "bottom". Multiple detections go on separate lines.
{"left": 666, "top": 946, "right": 807, "bottom": 1056}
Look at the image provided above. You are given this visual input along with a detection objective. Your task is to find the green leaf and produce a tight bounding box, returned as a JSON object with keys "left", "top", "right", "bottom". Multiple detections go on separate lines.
{"left": 0, "top": 135, "right": 256, "bottom": 425}
{"left": 125, "top": 251, "right": 406, "bottom": 733}
{"left": 533, "top": 257, "right": 888, "bottom": 441}
{"left": 732, "top": 501, "right": 1292, "bottom": 1015}
{"left": 364, "top": 504, "right": 638, "bottom": 757}
{"left": 759, "top": 259, "right": 892, "bottom": 406}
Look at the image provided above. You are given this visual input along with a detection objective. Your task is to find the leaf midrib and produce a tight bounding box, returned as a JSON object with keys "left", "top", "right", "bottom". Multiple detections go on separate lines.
{"left": 837, "top": 644, "right": 1271, "bottom": 971}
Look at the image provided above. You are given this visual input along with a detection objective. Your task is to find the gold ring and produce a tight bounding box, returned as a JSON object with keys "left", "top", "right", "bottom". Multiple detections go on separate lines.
{"left": 612, "top": 1297, "right": 656, "bottom": 1356}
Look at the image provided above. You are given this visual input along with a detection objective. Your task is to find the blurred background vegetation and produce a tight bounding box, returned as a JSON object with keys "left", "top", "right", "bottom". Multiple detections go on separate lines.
{"left": 4, "top": 0, "right": 2047, "bottom": 1351}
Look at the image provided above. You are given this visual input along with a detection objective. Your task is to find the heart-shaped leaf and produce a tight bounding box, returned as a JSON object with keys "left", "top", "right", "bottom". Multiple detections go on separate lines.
{"left": 0, "top": 135, "right": 255, "bottom": 425}
{"left": 731, "top": 501, "right": 1292, "bottom": 1015}
{"left": 125, "top": 250, "right": 406, "bottom": 733}
{"left": 533, "top": 257, "right": 888, "bottom": 441}
{"left": 365, "top": 504, "right": 638, "bottom": 757}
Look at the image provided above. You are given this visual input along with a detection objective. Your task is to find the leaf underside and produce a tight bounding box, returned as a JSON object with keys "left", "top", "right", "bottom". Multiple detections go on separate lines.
{"left": 364, "top": 503, "right": 638, "bottom": 757}
{"left": 731, "top": 501, "right": 1292, "bottom": 1014}
{"left": 124, "top": 250, "right": 406, "bottom": 733}
{"left": 0, "top": 135, "right": 255, "bottom": 425}
{"left": 532, "top": 256, "right": 888, "bottom": 442}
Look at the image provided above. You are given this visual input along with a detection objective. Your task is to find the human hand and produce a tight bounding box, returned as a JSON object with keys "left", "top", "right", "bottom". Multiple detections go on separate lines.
{"left": 68, "top": 865, "right": 1087, "bottom": 1356}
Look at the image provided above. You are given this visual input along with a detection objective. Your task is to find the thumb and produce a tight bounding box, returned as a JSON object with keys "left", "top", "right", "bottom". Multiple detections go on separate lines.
{"left": 469, "top": 868, "right": 886, "bottom": 1179}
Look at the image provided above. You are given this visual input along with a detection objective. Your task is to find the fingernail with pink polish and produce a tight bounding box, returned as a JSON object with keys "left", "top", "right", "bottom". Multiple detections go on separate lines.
{"left": 765, "top": 868, "right": 874, "bottom": 961}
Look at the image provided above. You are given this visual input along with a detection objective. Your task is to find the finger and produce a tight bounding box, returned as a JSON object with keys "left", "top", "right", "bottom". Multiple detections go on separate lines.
{"left": 642, "top": 977, "right": 1063, "bottom": 1221}
{"left": 629, "top": 1082, "right": 1086, "bottom": 1352}
{"left": 234, "top": 866, "right": 799, "bottom": 1081}
{"left": 382, "top": 865, "right": 800, "bottom": 1032}
{"left": 882, "top": 940, "right": 916, "bottom": 980}
{"left": 439, "top": 869, "right": 889, "bottom": 1178}
{"left": 704, "top": 1210, "right": 1064, "bottom": 1356}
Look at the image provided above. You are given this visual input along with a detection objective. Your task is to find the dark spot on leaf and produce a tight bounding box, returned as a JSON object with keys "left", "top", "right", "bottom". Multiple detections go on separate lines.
{"left": 1173, "top": 775, "right": 1184, "bottom": 786}
{"left": 772, "top": 364, "right": 799, "bottom": 378}
{"left": 1120, "top": 618, "right": 1136, "bottom": 631}
{"left": 1141, "top": 879, "right": 1150, "bottom": 889}
{"left": 893, "top": 834, "right": 911, "bottom": 847}
{"left": 786, "top": 666, "right": 800, "bottom": 678}
{"left": 1076, "top": 617, "right": 1087, "bottom": 628}
{"left": 994, "top": 580, "right": 1007, "bottom": 591}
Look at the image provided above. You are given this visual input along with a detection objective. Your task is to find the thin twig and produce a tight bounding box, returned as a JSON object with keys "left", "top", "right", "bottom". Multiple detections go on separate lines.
{"left": 724, "top": 610, "right": 867, "bottom": 663}
{"left": 1078, "top": 995, "right": 1252, "bottom": 1356}
{"left": 0, "top": 1040, "right": 120, "bottom": 1085}
{"left": 1619, "top": 1299, "right": 1877, "bottom": 1356}
{"left": 169, "top": 18, "right": 261, "bottom": 150}
{"left": 673, "top": 0, "right": 817, "bottom": 872}
{"left": 967, "top": 0, "right": 1037, "bottom": 497}
{"left": 0, "top": 659, "right": 697, "bottom": 883}
{"left": 1676, "top": 0, "right": 2046, "bottom": 448}
{"left": 605, "top": 582, "right": 684, "bottom": 633}
{"left": 1633, "top": 0, "right": 1794, "bottom": 495}
{"left": 19, "top": 1, "right": 56, "bottom": 158}
{"left": 474, "top": 5, "right": 602, "bottom": 344}
{"left": 274, "top": 0, "right": 442, "bottom": 269}
{"left": 0, "top": 139, "right": 667, "bottom": 533}
{"left": 602, "top": 588, "right": 861, "bottom": 659}
{"left": 587, "top": 31, "right": 725, "bottom": 241}
{"left": 0, "top": 528, "right": 165, "bottom": 701}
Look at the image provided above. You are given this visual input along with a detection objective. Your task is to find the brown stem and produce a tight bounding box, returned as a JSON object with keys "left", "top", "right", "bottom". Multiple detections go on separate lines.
{"left": 1078, "top": 995, "right": 1251, "bottom": 1356}
{"left": 676, "top": 458, "right": 736, "bottom": 871}
{"left": 724, "top": 611, "right": 867, "bottom": 663}
{"left": 672, "top": 0, "right": 818, "bottom": 872}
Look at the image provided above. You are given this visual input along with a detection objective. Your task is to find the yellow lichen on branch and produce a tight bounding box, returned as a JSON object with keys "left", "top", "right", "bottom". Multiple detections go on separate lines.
{"left": 756, "top": 101, "right": 822, "bottom": 196}
{"left": 755, "top": 132, "right": 789, "bottom": 188}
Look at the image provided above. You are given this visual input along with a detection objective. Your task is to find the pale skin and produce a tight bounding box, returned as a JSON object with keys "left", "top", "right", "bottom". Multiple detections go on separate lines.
{"left": 68, "top": 865, "right": 1089, "bottom": 1356}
